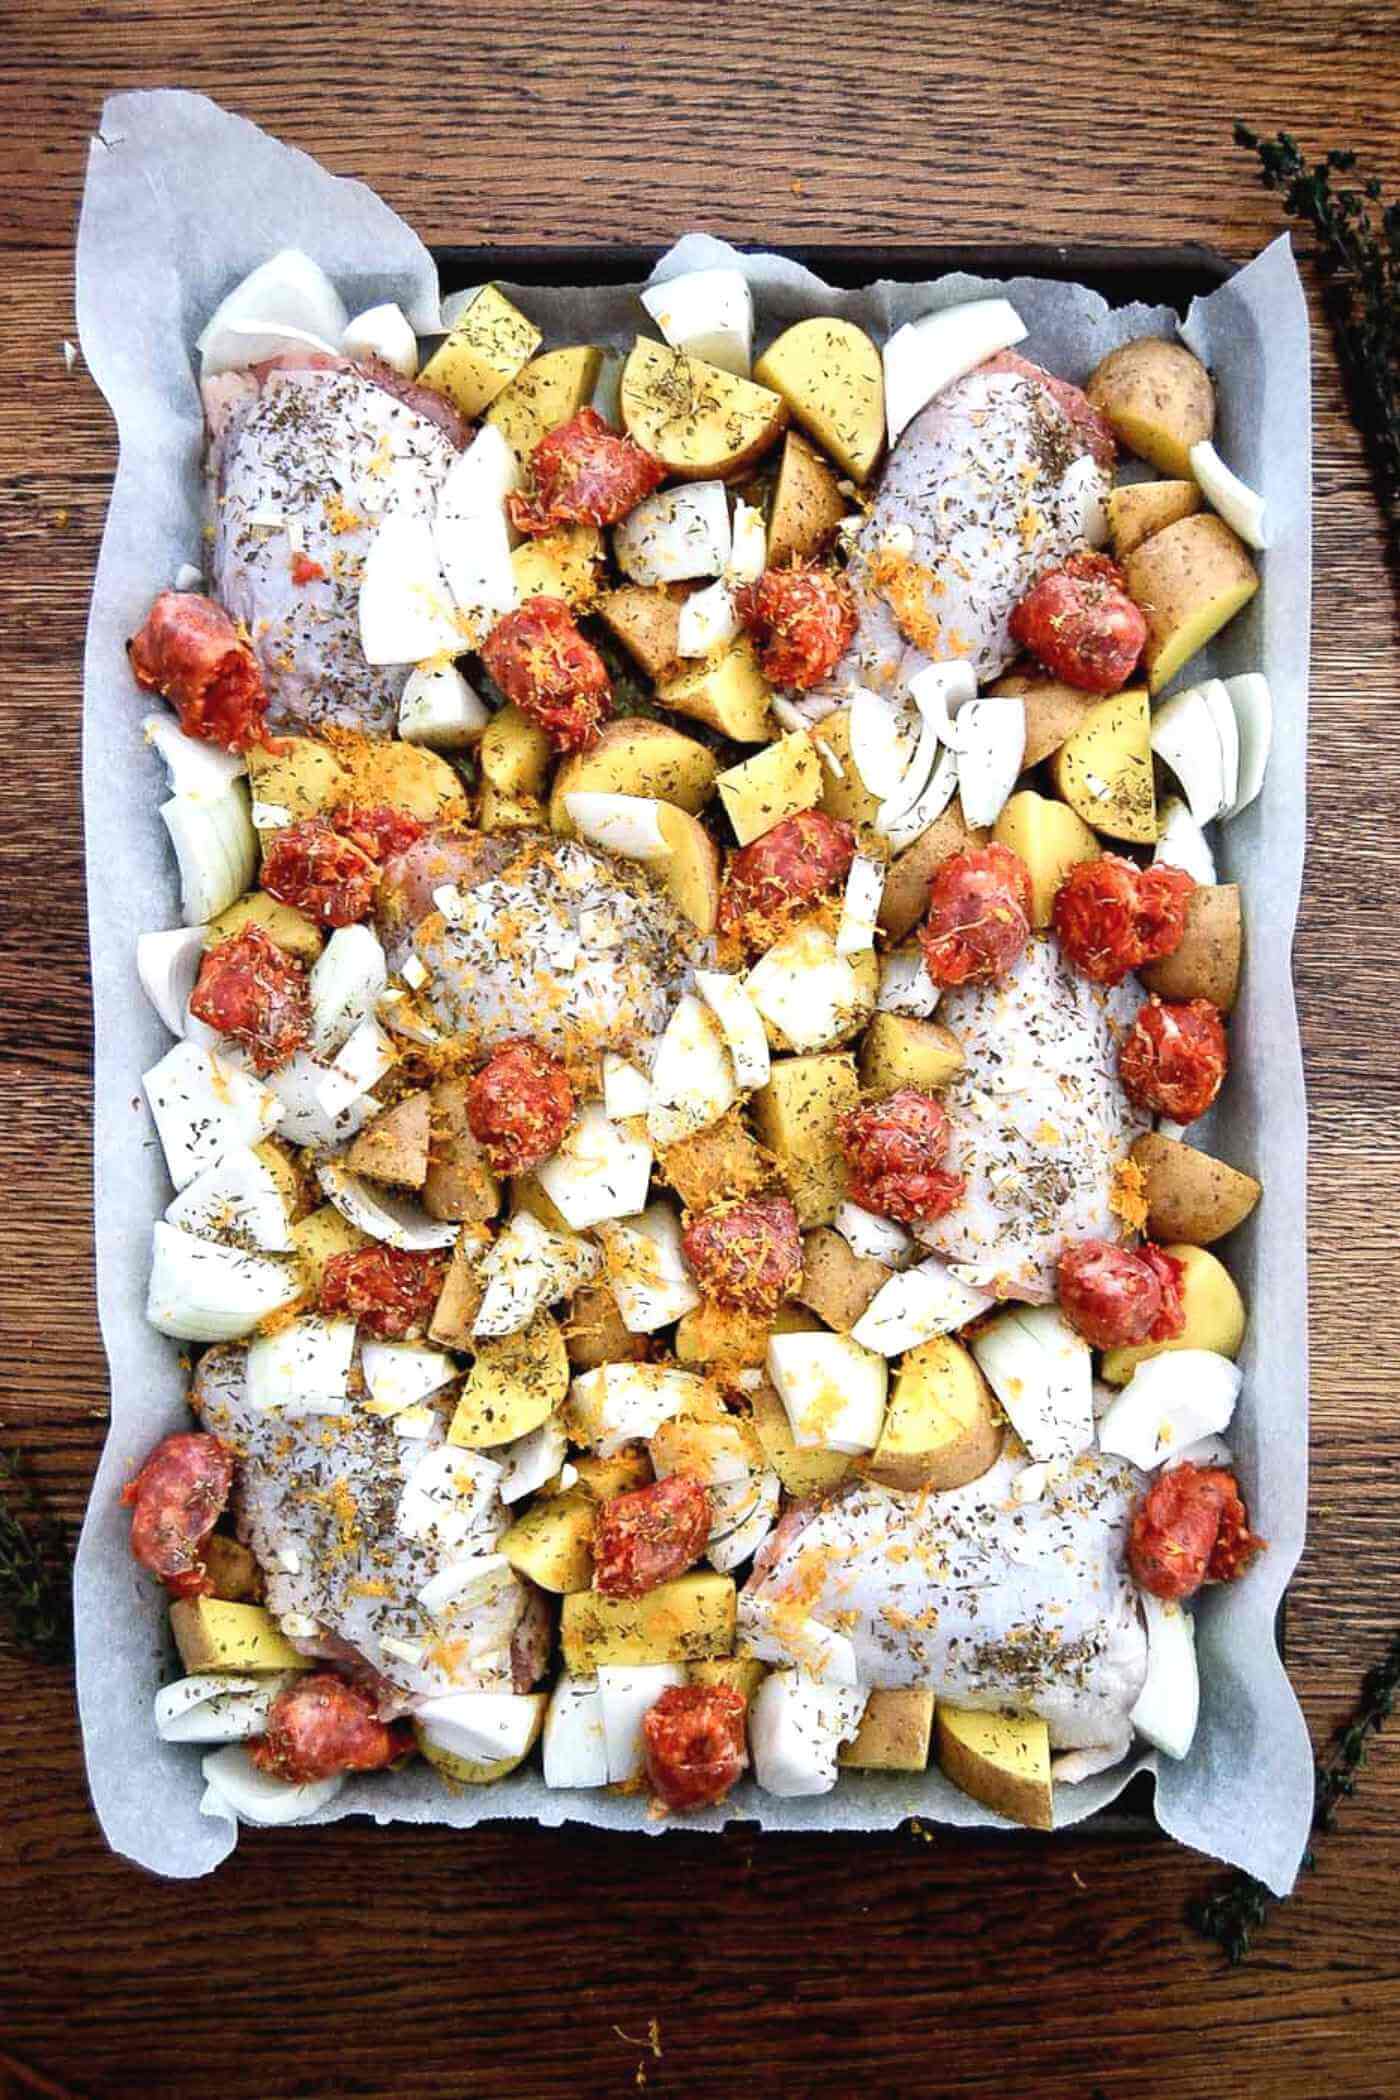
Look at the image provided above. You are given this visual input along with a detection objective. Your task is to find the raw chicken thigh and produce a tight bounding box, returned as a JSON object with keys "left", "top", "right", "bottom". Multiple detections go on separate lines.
{"left": 206, "top": 357, "right": 465, "bottom": 736}
{"left": 741, "top": 1446, "right": 1149, "bottom": 1758}
{"left": 191, "top": 1344, "right": 537, "bottom": 1711}
{"left": 828, "top": 351, "right": 1113, "bottom": 698}
{"left": 918, "top": 935, "right": 1151, "bottom": 1300}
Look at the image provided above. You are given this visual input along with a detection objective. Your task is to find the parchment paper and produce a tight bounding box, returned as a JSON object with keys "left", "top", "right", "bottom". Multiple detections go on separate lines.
{"left": 74, "top": 90, "right": 1313, "bottom": 1889}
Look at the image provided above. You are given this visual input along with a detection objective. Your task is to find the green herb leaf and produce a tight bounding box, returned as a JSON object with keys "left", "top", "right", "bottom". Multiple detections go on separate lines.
{"left": 0, "top": 1449, "right": 73, "bottom": 1664}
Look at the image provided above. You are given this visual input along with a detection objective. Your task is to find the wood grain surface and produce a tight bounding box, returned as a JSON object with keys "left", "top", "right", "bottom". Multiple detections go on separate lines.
{"left": 2, "top": 6, "right": 1399, "bottom": 2096}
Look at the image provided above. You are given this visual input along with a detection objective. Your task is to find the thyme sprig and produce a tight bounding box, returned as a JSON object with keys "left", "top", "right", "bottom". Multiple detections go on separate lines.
{"left": 1236, "top": 123, "right": 1400, "bottom": 550}
{"left": 1189, "top": 1626, "right": 1400, "bottom": 1961}
{"left": 0, "top": 1449, "right": 74, "bottom": 1664}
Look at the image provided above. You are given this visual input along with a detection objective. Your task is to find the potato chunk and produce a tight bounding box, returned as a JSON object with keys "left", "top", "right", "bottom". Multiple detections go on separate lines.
{"left": 1123, "top": 514, "right": 1259, "bottom": 695}
{"left": 595, "top": 585, "right": 686, "bottom": 684}
{"left": 859, "top": 1012, "right": 964, "bottom": 1094}
{"left": 560, "top": 1572, "right": 737, "bottom": 1671}
{"left": 1139, "top": 883, "right": 1242, "bottom": 1010}
{"left": 346, "top": 1090, "right": 432, "bottom": 1190}
{"left": 795, "top": 1228, "right": 889, "bottom": 1334}
{"left": 1086, "top": 338, "right": 1215, "bottom": 479}
{"left": 510, "top": 524, "right": 604, "bottom": 609}
{"left": 551, "top": 717, "right": 717, "bottom": 831}
{"left": 169, "top": 1598, "right": 309, "bottom": 1675}
{"left": 768, "top": 429, "right": 849, "bottom": 565}
{"left": 1107, "top": 478, "right": 1203, "bottom": 560}
{"left": 1129, "top": 1133, "right": 1261, "bottom": 1247}
{"left": 753, "top": 318, "right": 885, "bottom": 482}
{"left": 419, "top": 283, "right": 541, "bottom": 418}
{"left": 484, "top": 345, "right": 604, "bottom": 466}
{"left": 936, "top": 1706, "right": 1052, "bottom": 1830}
{"left": 201, "top": 1534, "right": 263, "bottom": 1604}
{"left": 447, "top": 1316, "right": 568, "bottom": 1446}
{"left": 656, "top": 1109, "right": 770, "bottom": 1211}
{"left": 500, "top": 1491, "right": 595, "bottom": 1593}
{"left": 717, "top": 731, "right": 823, "bottom": 846}
{"left": 657, "top": 637, "right": 774, "bottom": 742}
{"left": 247, "top": 735, "right": 350, "bottom": 826}
{"left": 429, "top": 1231, "right": 487, "bottom": 1349}
{"left": 992, "top": 789, "right": 1100, "bottom": 927}
{"left": 878, "top": 805, "right": 986, "bottom": 941}
{"left": 748, "top": 1377, "right": 852, "bottom": 1497}
{"left": 288, "top": 1204, "right": 369, "bottom": 1293}
{"left": 347, "top": 741, "right": 469, "bottom": 825}
{"left": 1100, "top": 1243, "right": 1245, "bottom": 1384}
{"left": 751, "top": 1054, "right": 859, "bottom": 1227}
{"left": 690, "top": 1655, "right": 767, "bottom": 1704}
{"left": 1049, "top": 688, "right": 1155, "bottom": 844}
{"left": 565, "top": 1283, "right": 649, "bottom": 1370}
{"left": 571, "top": 1445, "right": 654, "bottom": 1502}
{"left": 864, "top": 1335, "right": 1002, "bottom": 1492}
{"left": 480, "top": 703, "right": 552, "bottom": 798}
{"left": 207, "top": 893, "right": 323, "bottom": 964}
{"left": 423, "top": 1078, "right": 501, "bottom": 1224}
{"left": 814, "top": 706, "right": 882, "bottom": 833}
{"left": 620, "top": 336, "right": 787, "bottom": 480}
{"left": 987, "top": 671, "right": 1097, "bottom": 770}
{"left": 840, "top": 1688, "right": 935, "bottom": 1771}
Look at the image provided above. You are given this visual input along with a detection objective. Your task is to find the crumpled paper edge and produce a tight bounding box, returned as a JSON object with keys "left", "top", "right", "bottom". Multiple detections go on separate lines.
{"left": 73, "top": 93, "right": 1312, "bottom": 1892}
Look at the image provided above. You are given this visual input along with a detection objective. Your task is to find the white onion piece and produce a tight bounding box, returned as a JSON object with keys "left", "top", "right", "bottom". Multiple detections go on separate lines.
{"left": 836, "top": 854, "right": 885, "bottom": 957}
{"left": 1164, "top": 1432, "right": 1234, "bottom": 1473}
{"left": 694, "top": 970, "right": 771, "bottom": 1091}
{"left": 728, "top": 498, "right": 767, "bottom": 583}
{"left": 200, "top": 1744, "right": 345, "bottom": 1827}
{"left": 361, "top": 1340, "right": 458, "bottom": 1415}
{"left": 878, "top": 743, "right": 959, "bottom": 851}
{"left": 155, "top": 1673, "right": 292, "bottom": 1744}
{"left": 851, "top": 1257, "right": 992, "bottom": 1356}
{"left": 955, "top": 696, "right": 1026, "bottom": 826}
{"left": 877, "top": 948, "right": 940, "bottom": 1018}
{"left": 264, "top": 1050, "right": 374, "bottom": 1150}
{"left": 472, "top": 1210, "right": 600, "bottom": 1338}
{"left": 1153, "top": 797, "right": 1217, "bottom": 885}
{"left": 495, "top": 1416, "right": 569, "bottom": 1504}
{"left": 146, "top": 1223, "right": 303, "bottom": 1342}
{"left": 1189, "top": 439, "right": 1268, "bottom": 549}
{"left": 640, "top": 267, "right": 753, "bottom": 377}
{"left": 677, "top": 578, "right": 739, "bottom": 658}
{"left": 1223, "top": 673, "right": 1273, "bottom": 818}
{"left": 563, "top": 792, "right": 669, "bottom": 863}
{"left": 1060, "top": 451, "right": 1110, "bottom": 547}
{"left": 1150, "top": 684, "right": 1230, "bottom": 825}
{"left": 766, "top": 1332, "right": 888, "bottom": 1454}
{"left": 434, "top": 428, "right": 519, "bottom": 632}
{"left": 1098, "top": 1350, "right": 1243, "bottom": 1470}
{"left": 536, "top": 1101, "right": 653, "bottom": 1230}
{"left": 316, "top": 1159, "right": 458, "bottom": 1252}
{"left": 706, "top": 1470, "right": 780, "bottom": 1574}
{"left": 613, "top": 482, "right": 731, "bottom": 585}
{"left": 417, "top": 1689, "right": 545, "bottom": 1766}
{"left": 398, "top": 662, "right": 489, "bottom": 749}
{"left": 848, "top": 684, "right": 922, "bottom": 801}
{"left": 246, "top": 1313, "right": 357, "bottom": 1414}
{"left": 601, "top": 1055, "right": 653, "bottom": 1119}
{"left": 342, "top": 301, "right": 419, "bottom": 377}
{"left": 1130, "top": 1593, "right": 1199, "bottom": 1759}
{"left": 646, "top": 994, "right": 737, "bottom": 1146}
{"left": 142, "top": 714, "right": 247, "bottom": 803}
{"left": 165, "top": 1144, "right": 293, "bottom": 1253}
{"left": 598, "top": 1664, "right": 689, "bottom": 1783}
{"left": 160, "top": 785, "right": 258, "bottom": 925}
{"left": 834, "top": 1201, "right": 913, "bottom": 1270}
{"left": 907, "top": 658, "right": 976, "bottom": 752}
{"left": 972, "top": 1305, "right": 1094, "bottom": 1462}
{"left": 1200, "top": 679, "right": 1241, "bottom": 812}
{"left": 309, "top": 925, "right": 388, "bottom": 1056}
{"left": 137, "top": 925, "right": 210, "bottom": 1036}
{"left": 197, "top": 249, "right": 347, "bottom": 377}
{"left": 542, "top": 1674, "right": 608, "bottom": 1789}
{"left": 749, "top": 1671, "right": 869, "bottom": 1798}
{"left": 568, "top": 1363, "right": 706, "bottom": 1455}
{"left": 359, "top": 506, "right": 462, "bottom": 666}
{"left": 596, "top": 1203, "right": 701, "bottom": 1333}
{"left": 143, "top": 1039, "right": 282, "bottom": 1190}
{"left": 883, "top": 297, "right": 1028, "bottom": 445}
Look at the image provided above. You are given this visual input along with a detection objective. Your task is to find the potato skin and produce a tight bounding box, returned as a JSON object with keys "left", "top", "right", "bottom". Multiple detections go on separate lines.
{"left": 594, "top": 586, "right": 686, "bottom": 686}
{"left": 815, "top": 707, "right": 882, "bottom": 832}
{"left": 1123, "top": 513, "right": 1260, "bottom": 694}
{"left": 863, "top": 1335, "right": 1002, "bottom": 1492}
{"left": 1086, "top": 338, "right": 1215, "bottom": 479}
{"left": 1106, "top": 478, "right": 1203, "bottom": 560}
{"left": 935, "top": 1707, "right": 1052, "bottom": 1830}
{"left": 621, "top": 337, "right": 787, "bottom": 481}
{"left": 992, "top": 789, "right": 1099, "bottom": 928}
{"left": 795, "top": 1227, "right": 890, "bottom": 1333}
{"left": 1139, "top": 883, "right": 1242, "bottom": 1009}
{"left": 1129, "top": 1132, "right": 1261, "bottom": 1246}
{"left": 877, "top": 804, "right": 988, "bottom": 941}
{"left": 753, "top": 317, "right": 885, "bottom": 483}
{"left": 840, "top": 1687, "right": 935, "bottom": 1771}
{"left": 1100, "top": 1243, "right": 1246, "bottom": 1383}
{"left": 768, "top": 429, "right": 849, "bottom": 565}
{"left": 987, "top": 671, "right": 1097, "bottom": 769}
{"left": 550, "top": 715, "right": 717, "bottom": 831}
{"left": 1049, "top": 688, "right": 1156, "bottom": 844}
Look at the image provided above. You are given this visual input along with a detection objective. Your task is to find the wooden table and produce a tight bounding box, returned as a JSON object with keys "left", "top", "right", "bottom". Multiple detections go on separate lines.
{"left": 3, "top": 7, "right": 1398, "bottom": 2095}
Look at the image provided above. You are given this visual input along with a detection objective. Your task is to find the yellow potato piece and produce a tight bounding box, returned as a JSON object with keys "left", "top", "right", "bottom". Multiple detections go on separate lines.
{"left": 419, "top": 284, "right": 541, "bottom": 419}
{"left": 754, "top": 318, "right": 885, "bottom": 483}
{"left": 1049, "top": 687, "right": 1156, "bottom": 845}
{"left": 447, "top": 1315, "right": 568, "bottom": 1447}
{"left": 551, "top": 717, "right": 717, "bottom": 832}
{"left": 207, "top": 892, "right": 324, "bottom": 964}
{"left": 987, "top": 671, "right": 1097, "bottom": 770}
{"left": 1123, "top": 513, "right": 1259, "bottom": 694}
{"left": 485, "top": 346, "right": 603, "bottom": 467}
{"left": 716, "top": 731, "right": 823, "bottom": 846}
{"left": 202, "top": 1534, "right": 263, "bottom": 1604}
{"left": 864, "top": 1335, "right": 1002, "bottom": 1492}
{"left": 752, "top": 1053, "right": 859, "bottom": 1227}
{"left": 840, "top": 1687, "right": 935, "bottom": 1772}
{"left": 246, "top": 735, "right": 350, "bottom": 826}
{"left": 423, "top": 1078, "right": 501, "bottom": 1224}
{"left": 479, "top": 782, "right": 546, "bottom": 833}
{"left": 347, "top": 740, "right": 469, "bottom": 824}
{"left": 768, "top": 428, "right": 849, "bottom": 566}
{"left": 936, "top": 1706, "right": 1052, "bottom": 1830}
{"left": 620, "top": 337, "right": 787, "bottom": 481}
{"left": 674, "top": 1298, "right": 772, "bottom": 1369}
{"left": 480, "top": 703, "right": 552, "bottom": 797}
{"left": 1139, "top": 883, "right": 1242, "bottom": 1010}
{"left": 169, "top": 1598, "right": 310, "bottom": 1676}
{"left": 1129, "top": 1134, "right": 1261, "bottom": 1248}
{"left": 1101, "top": 1243, "right": 1246, "bottom": 1384}
{"left": 794, "top": 1228, "right": 889, "bottom": 1334}
{"left": 655, "top": 1110, "right": 770, "bottom": 1212}
{"left": 1086, "top": 338, "right": 1215, "bottom": 480}
{"left": 748, "top": 1377, "right": 852, "bottom": 1498}
{"left": 859, "top": 1011, "right": 964, "bottom": 1094}
{"left": 560, "top": 1572, "right": 737, "bottom": 1672}
{"left": 992, "top": 789, "right": 1100, "bottom": 927}
{"left": 657, "top": 637, "right": 774, "bottom": 743}
{"left": 429, "top": 1232, "right": 488, "bottom": 1350}
{"left": 570, "top": 1445, "right": 654, "bottom": 1502}
{"left": 813, "top": 706, "right": 882, "bottom": 834}
{"left": 510, "top": 524, "right": 604, "bottom": 610}
{"left": 877, "top": 804, "right": 986, "bottom": 940}
{"left": 500, "top": 1490, "right": 596, "bottom": 1594}
{"left": 345, "top": 1090, "right": 432, "bottom": 1191}
{"left": 595, "top": 586, "right": 686, "bottom": 685}
{"left": 1106, "top": 478, "right": 1203, "bottom": 561}
{"left": 657, "top": 803, "right": 721, "bottom": 935}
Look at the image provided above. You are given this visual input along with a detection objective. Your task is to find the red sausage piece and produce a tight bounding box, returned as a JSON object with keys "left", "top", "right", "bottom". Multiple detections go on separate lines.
{"left": 681, "top": 1194, "right": 803, "bottom": 1316}
{"left": 466, "top": 1039, "right": 576, "bottom": 1176}
{"left": 920, "top": 842, "right": 1033, "bottom": 988}
{"left": 718, "top": 809, "right": 856, "bottom": 949}
{"left": 1128, "top": 1462, "right": 1265, "bottom": 1600}
{"left": 839, "top": 1086, "right": 967, "bottom": 1225}
{"left": 250, "top": 1672, "right": 412, "bottom": 1784}
{"left": 188, "top": 925, "right": 311, "bottom": 1075}
{"left": 735, "top": 564, "right": 858, "bottom": 691}
{"left": 643, "top": 1682, "right": 748, "bottom": 1811}
{"left": 129, "top": 590, "right": 271, "bottom": 753}
{"left": 1057, "top": 1240, "right": 1186, "bottom": 1350}
{"left": 592, "top": 1474, "right": 712, "bottom": 1599}
{"left": 509, "top": 408, "right": 666, "bottom": 537}
{"left": 122, "top": 1432, "right": 234, "bottom": 1598}
{"left": 1008, "top": 551, "right": 1147, "bottom": 693}
{"left": 1052, "top": 856, "right": 1194, "bottom": 987}
{"left": 481, "top": 596, "right": 611, "bottom": 754}
{"left": 1119, "top": 998, "right": 1229, "bottom": 1123}
{"left": 319, "top": 1245, "right": 449, "bottom": 1341}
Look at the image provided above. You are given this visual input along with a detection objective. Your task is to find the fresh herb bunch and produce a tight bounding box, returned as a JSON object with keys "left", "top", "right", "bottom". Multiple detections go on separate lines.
{"left": 1189, "top": 1625, "right": 1400, "bottom": 1961}
{"left": 1236, "top": 124, "right": 1400, "bottom": 546}
{"left": 0, "top": 1449, "right": 74, "bottom": 1663}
